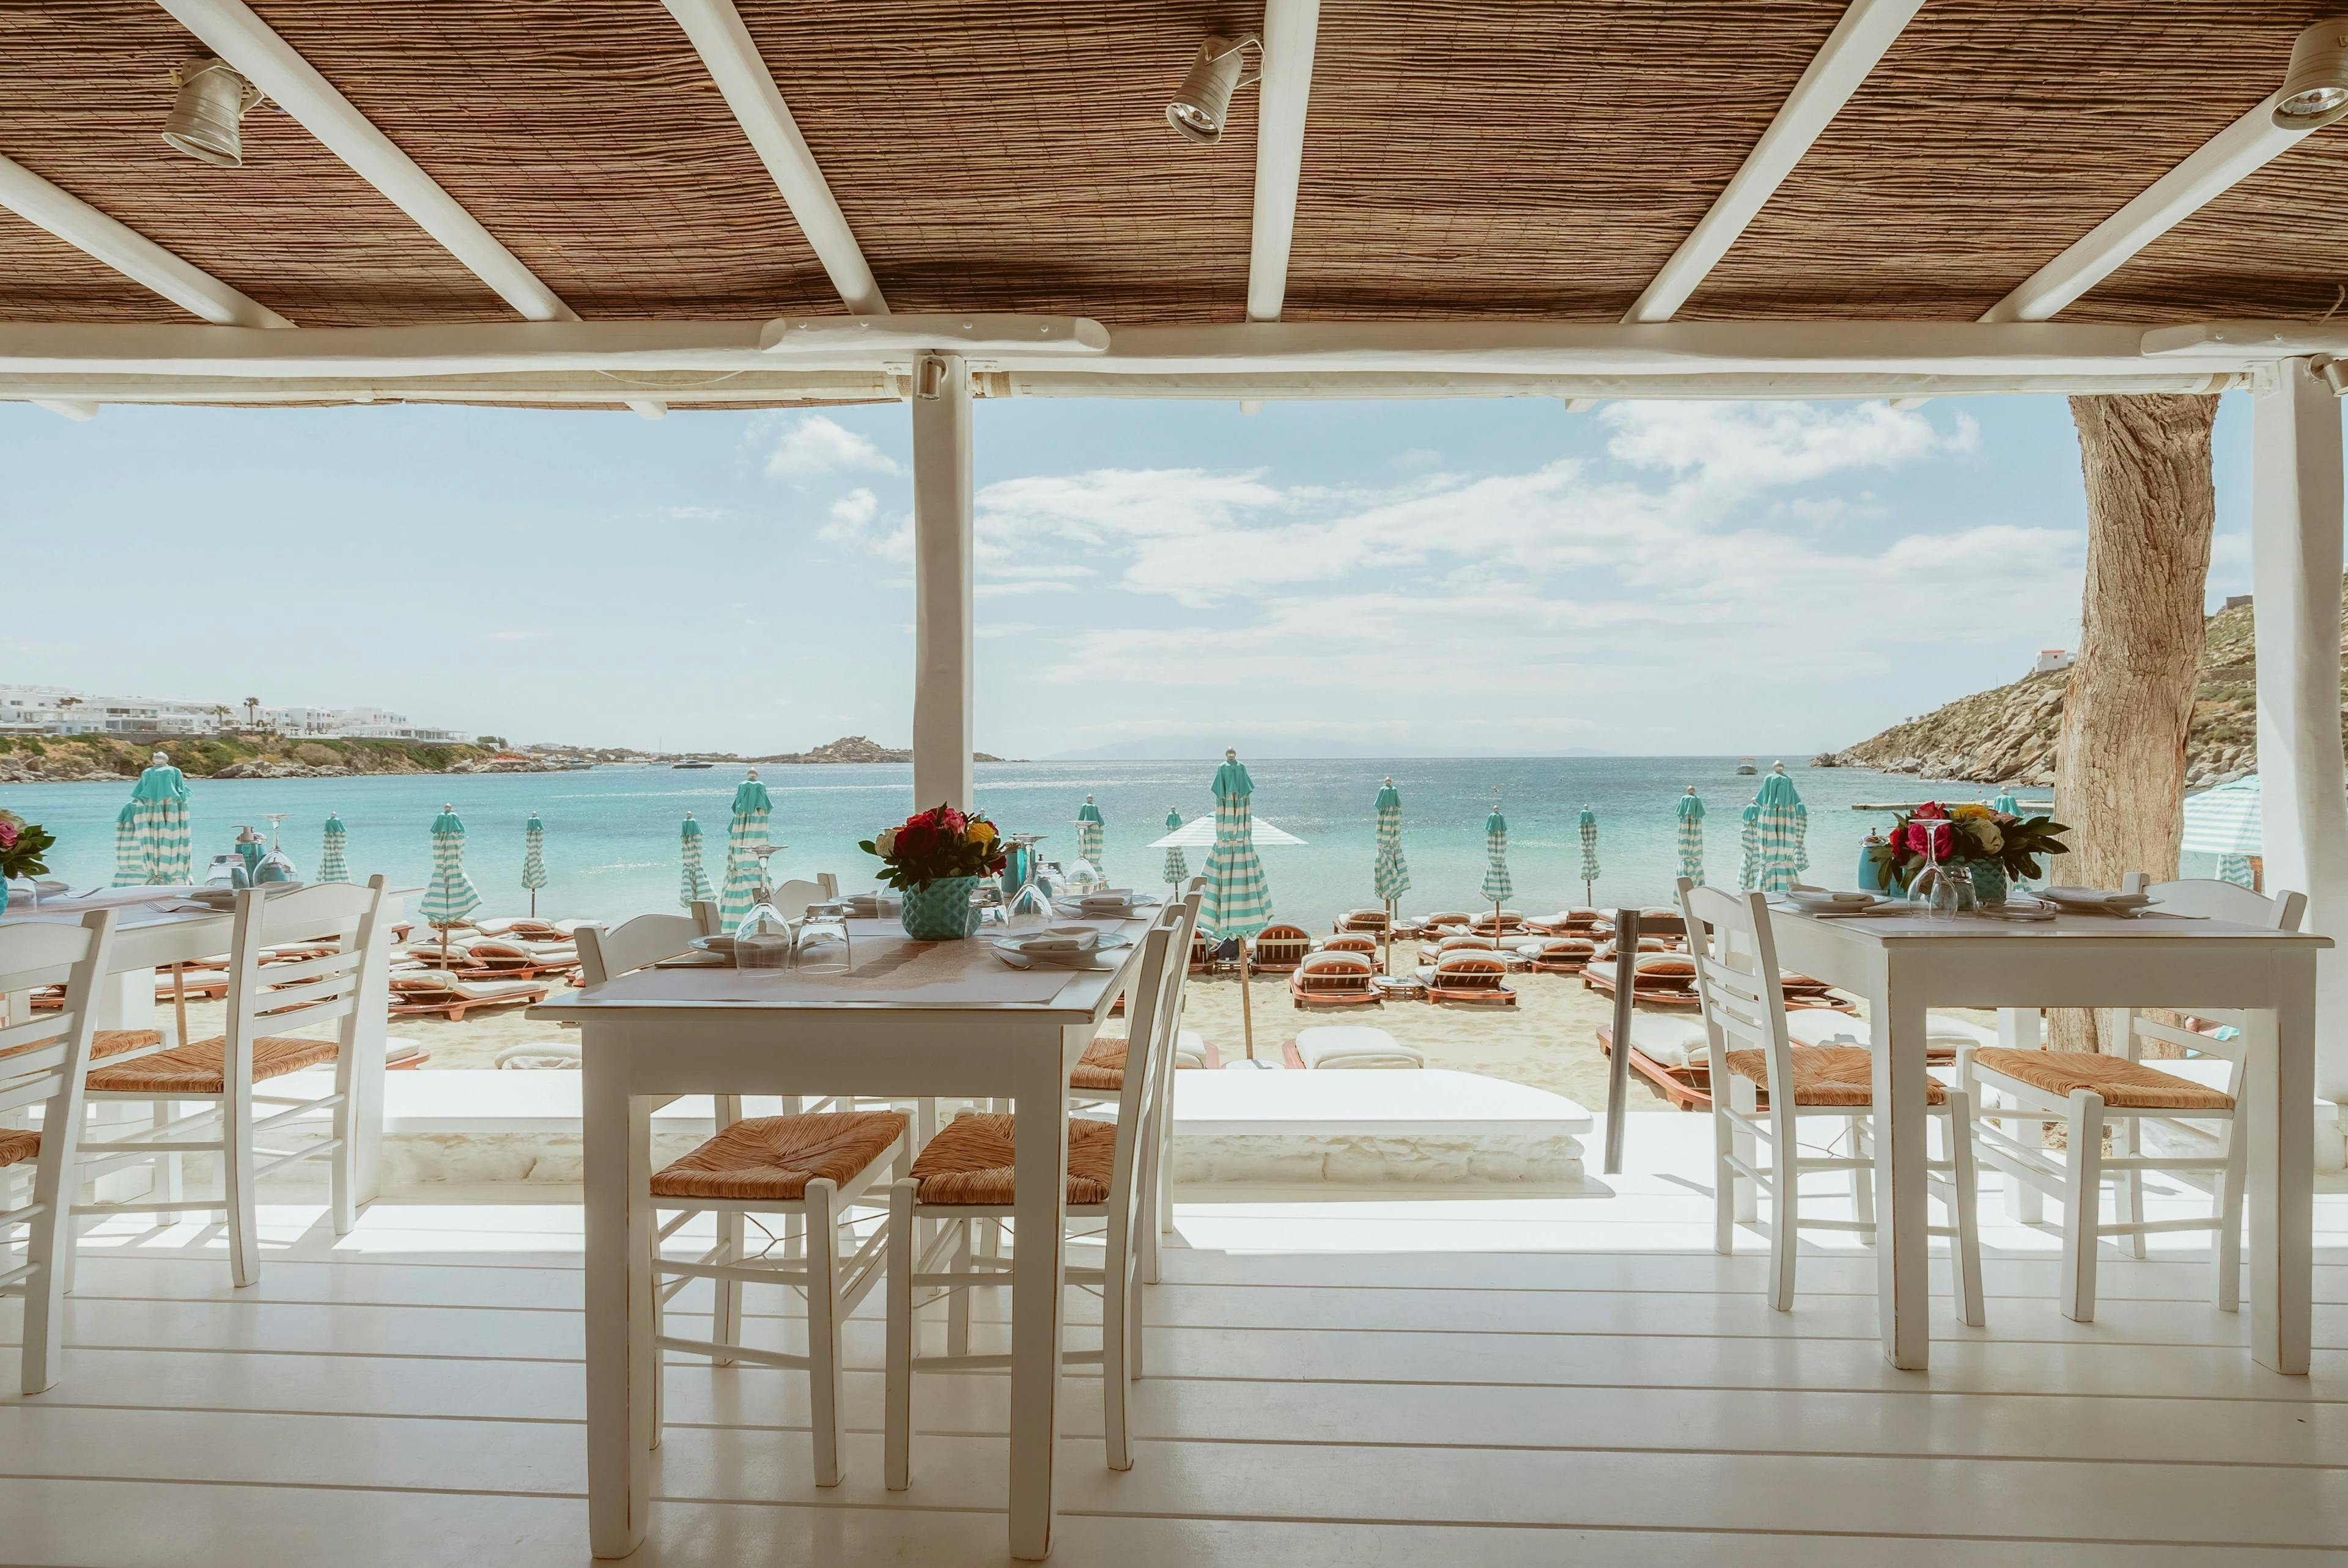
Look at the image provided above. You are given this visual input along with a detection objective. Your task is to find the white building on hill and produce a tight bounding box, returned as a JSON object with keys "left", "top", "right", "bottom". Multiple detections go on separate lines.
{"left": 0, "top": 684, "right": 221, "bottom": 736}
{"left": 266, "top": 704, "right": 466, "bottom": 743}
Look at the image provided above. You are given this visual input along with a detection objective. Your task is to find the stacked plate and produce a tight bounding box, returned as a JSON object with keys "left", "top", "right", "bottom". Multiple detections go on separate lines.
{"left": 990, "top": 926, "right": 1131, "bottom": 969}
{"left": 1781, "top": 888, "right": 1892, "bottom": 916}
{"left": 1052, "top": 889, "right": 1157, "bottom": 918}
{"left": 2038, "top": 886, "right": 2155, "bottom": 916}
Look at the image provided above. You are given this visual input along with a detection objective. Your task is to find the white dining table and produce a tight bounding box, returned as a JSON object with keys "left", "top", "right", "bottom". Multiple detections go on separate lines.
{"left": 532, "top": 913, "right": 1155, "bottom": 1562}
{"left": 1765, "top": 902, "right": 2327, "bottom": 1374}
{"left": 0, "top": 885, "right": 408, "bottom": 1205}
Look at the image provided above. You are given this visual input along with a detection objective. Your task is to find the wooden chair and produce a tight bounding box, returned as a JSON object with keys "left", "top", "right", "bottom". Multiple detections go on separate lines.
{"left": 1678, "top": 878, "right": 1984, "bottom": 1323}
{"left": 600, "top": 900, "right": 907, "bottom": 1488}
{"left": 77, "top": 878, "right": 392, "bottom": 1286}
{"left": 1, "top": 910, "right": 116, "bottom": 1393}
{"left": 884, "top": 900, "right": 1188, "bottom": 1489}
{"left": 1960, "top": 876, "right": 2303, "bottom": 1322}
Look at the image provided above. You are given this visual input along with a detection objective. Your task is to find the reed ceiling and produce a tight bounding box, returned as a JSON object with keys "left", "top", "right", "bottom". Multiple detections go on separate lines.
{"left": 0, "top": 0, "right": 2342, "bottom": 332}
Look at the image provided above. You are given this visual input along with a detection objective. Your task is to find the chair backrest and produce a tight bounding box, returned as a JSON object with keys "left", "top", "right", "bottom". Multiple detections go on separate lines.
{"left": 1677, "top": 878, "right": 1793, "bottom": 1097}
{"left": 225, "top": 878, "right": 389, "bottom": 1073}
{"left": 1101, "top": 901, "right": 1189, "bottom": 1243}
{"left": 770, "top": 878, "right": 837, "bottom": 924}
{"left": 577, "top": 908, "right": 711, "bottom": 984}
{"left": 0, "top": 910, "right": 115, "bottom": 1122}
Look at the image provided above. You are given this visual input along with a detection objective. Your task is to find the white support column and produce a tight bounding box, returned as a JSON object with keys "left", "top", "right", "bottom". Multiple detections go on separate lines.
{"left": 910, "top": 352, "right": 975, "bottom": 812}
{"left": 2251, "top": 358, "right": 2348, "bottom": 1100}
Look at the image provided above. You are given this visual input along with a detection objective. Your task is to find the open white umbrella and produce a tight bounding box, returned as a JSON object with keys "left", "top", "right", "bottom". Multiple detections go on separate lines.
{"left": 720, "top": 770, "right": 773, "bottom": 928}
{"left": 521, "top": 812, "right": 548, "bottom": 917}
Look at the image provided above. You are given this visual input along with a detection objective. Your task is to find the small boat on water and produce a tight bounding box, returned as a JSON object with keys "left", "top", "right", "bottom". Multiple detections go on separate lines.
{"left": 671, "top": 759, "right": 714, "bottom": 770}
{"left": 1735, "top": 758, "right": 1757, "bottom": 775}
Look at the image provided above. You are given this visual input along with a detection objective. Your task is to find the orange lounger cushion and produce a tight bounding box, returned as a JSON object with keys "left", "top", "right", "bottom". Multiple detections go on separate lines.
{"left": 649, "top": 1111, "right": 907, "bottom": 1202}
{"left": 86, "top": 1035, "right": 341, "bottom": 1095}
{"left": 910, "top": 1113, "right": 1118, "bottom": 1205}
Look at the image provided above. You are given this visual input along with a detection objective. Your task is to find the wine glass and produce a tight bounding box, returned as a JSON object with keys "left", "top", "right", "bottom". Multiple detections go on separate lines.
{"left": 733, "top": 844, "right": 794, "bottom": 970}
{"left": 1002, "top": 834, "right": 1053, "bottom": 931}
{"left": 254, "top": 812, "right": 298, "bottom": 886}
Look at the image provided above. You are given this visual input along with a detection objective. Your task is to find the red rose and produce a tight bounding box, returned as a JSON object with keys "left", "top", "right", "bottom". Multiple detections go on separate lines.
{"left": 940, "top": 808, "right": 966, "bottom": 834}
{"left": 1914, "top": 801, "right": 1946, "bottom": 820}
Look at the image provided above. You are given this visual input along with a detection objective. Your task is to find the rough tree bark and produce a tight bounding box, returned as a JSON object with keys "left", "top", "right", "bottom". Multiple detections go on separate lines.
{"left": 2050, "top": 394, "right": 2219, "bottom": 1053}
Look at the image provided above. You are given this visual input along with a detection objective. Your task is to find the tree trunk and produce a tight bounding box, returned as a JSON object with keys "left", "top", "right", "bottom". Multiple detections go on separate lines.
{"left": 2049, "top": 394, "right": 2218, "bottom": 1053}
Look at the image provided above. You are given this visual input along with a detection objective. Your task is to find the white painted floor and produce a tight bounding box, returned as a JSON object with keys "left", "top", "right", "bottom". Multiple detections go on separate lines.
{"left": 4, "top": 1114, "right": 2346, "bottom": 1567}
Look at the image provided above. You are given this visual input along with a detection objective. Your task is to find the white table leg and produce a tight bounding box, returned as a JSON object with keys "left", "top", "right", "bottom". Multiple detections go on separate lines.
{"left": 2247, "top": 957, "right": 2315, "bottom": 1374}
{"left": 1008, "top": 1032, "right": 1072, "bottom": 1559}
{"left": 585, "top": 1064, "right": 654, "bottom": 1556}
{"left": 1870, "top": 960, "right": 1932, "bottom": 1370}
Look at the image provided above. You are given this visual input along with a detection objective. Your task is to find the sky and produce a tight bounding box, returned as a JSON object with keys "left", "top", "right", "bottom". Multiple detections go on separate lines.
{"left": 0, "top": 391, "right": 2265, "bottom": 760}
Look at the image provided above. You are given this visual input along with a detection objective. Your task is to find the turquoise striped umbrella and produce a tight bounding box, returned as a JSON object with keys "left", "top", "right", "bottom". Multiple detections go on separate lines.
{"left": 1752, "top": 763, "right": 1804, "bottom": 893}
{"left": 1161, "top": 807, "right": 1188, "bottom": 890}
{"left": 318, "top": 814, "right": 349, "bottom": 883}
{"left": 1739, "top": 801, "right": 1761, "bottom": 891}
{"left": 113, "top": 751, "right": 191, "bottom": 885}
{"left": 1990, "top": 789, "right": 2022, "bottom": 816}
{"left": 1792, "top": 799, "right": 1811, "bottom": 877}
{"left": 1480, "top": 795, "right": 1513, "bottom": 907}
{"left": 679, "top": 813, "right": 715, "bottom": 908}
{"left": 1076, "top": 797, "right": 1106, "bottom": 877}
{"left": 111, "top": 800, "right": 142, "bottom": 886}
{"left": 1373, "top": 779, "right": 1411, "bottom": 905}
{"left": 420, "top": 805, "right": 482, "bottom": 959}
{"left": 1199, "top": 750, "right": 1280, "bottom": 1064}
{"left": 720, "top": 771, "right": 773, "bottom": 927}
{"left": 2183, "top": 774, "right": 2261, "bottom": 891}
{"left": 1675, "top": 788, "right": 1705, "bottom": 884}
{"left": 1577, "top": 804, "right": 1601, "bottom": 904}
{"left": 521, "top": 812, "right": 548, "bottom": 917}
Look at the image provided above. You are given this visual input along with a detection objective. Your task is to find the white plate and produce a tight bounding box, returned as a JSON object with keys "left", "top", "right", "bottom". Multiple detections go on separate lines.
{"left": 1785, "top": 889, "right": 1881, "bottom": 910}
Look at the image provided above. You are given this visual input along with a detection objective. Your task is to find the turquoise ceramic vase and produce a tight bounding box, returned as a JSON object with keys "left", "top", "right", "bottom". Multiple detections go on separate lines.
{"left": 900, "top": 875, "right": 982, "bottom": 940}
{"left": 1968, "top": 861, "right": 2009, "bottom": 904}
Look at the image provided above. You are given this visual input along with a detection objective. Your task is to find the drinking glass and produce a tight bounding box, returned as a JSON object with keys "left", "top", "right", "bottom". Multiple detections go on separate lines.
{"left": 795, "top": 900, "right": 852, "bottom": 974}
{"left": 732, "top": 844, "right": 794, "bottom": 970}
{"left": 1002, "top": 834, "right": 1054, "bottom": 931}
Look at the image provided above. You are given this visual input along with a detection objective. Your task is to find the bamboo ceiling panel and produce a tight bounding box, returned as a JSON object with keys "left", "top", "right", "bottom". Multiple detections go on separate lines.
{"left": 0, "top": 2, "right": 508, "bottom": 325}
{"left": 248, "top": 0, "right": 840, "bottom": 321}
{"left": 1279, "top": 0, "right": 1853, "bottom": 321}
{"left": 729, "top": 0, "right": 1261, "bottom": 323}
{"left": 1682, "top": 1, "right": 2344, "bottom": 322}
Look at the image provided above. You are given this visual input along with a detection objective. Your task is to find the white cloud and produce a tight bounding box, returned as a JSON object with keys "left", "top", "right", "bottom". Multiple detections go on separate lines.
{"left": 764, "top": 415, "right": 900, "bottom": 481}
{"left": 818, "top": 487, "right": 879, "bottom": 544}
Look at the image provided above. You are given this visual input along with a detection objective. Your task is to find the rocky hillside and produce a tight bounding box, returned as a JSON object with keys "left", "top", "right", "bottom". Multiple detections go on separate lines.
{"left": 0, "top": 732, "right": 544, "bottom": 784}
{"left": 1817, "top": 581, "right": 2347, "bottom": 788}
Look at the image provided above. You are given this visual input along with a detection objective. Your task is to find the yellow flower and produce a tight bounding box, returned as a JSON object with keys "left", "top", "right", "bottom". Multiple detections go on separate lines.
{"left": 1950, "top": 802, "right": 1993, "bottom": 820}
{"left": 968, "top": 821, "right": 997, "bottom": 845}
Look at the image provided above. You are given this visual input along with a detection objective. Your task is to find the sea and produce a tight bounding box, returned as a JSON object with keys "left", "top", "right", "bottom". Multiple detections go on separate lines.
{"left": 0, "top": 756, "right": 2073, "bottom": 926}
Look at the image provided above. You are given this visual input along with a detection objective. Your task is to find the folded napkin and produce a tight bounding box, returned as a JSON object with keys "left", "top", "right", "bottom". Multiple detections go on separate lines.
{"left": 1002, "top": 927, "right": 1099, "bottom": 954}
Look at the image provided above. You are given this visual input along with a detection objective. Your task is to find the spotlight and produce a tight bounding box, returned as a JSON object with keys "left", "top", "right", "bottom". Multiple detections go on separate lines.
{"left": 2274, "top": 18, "right": 2348, "bottom": 132}
{"left": 163, "top": 56, "right": 267, "bottom": 167}
{"left": 1166, "top": 33, "right": 1260, "bottom": 145}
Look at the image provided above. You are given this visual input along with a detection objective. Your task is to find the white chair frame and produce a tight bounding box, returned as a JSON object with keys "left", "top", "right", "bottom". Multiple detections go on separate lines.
{"left": 599, "top": 902, "right": 906, "bottom": 1488}
{"left": 1, "top": 910, "right": 116, "bottom": 1393}
{"left": 1959, "top": 876, "right": 2303, "bottom": 1322}
{"left": 884, "top": 899, "right": 1190, "bottom": 1489}
{"left": 1678, "top": 879, "right": 1984, "bottom": 1325}
{"left": 74, "top": 877, "right": 391, "bottom": 1286}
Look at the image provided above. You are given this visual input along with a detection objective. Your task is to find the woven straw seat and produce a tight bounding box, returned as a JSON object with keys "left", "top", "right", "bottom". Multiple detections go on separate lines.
{"left": 909, "top": 1112, "right": 1117, "bottom": 1205}
{"left": 0, "top": 1027, "right": 157, "bottom": 1065}
{"left": 0, "top": 1127, "right": 37, "bottom": 1168}
{"left": 85, "top": 1034, "right": 340, "bottom": 1095}
{"left": 649, "top": 1110, "right": 906, "bottom": 1202}
{"left": 1972, "top": 1048, "right": 2233, "bottom": 1111}
{"left": 1070, "top": 1036, "right": 1127, "bottom": 1091}
{"left": 1723, "top": 1045, "right": 1947, "bottom": 1108}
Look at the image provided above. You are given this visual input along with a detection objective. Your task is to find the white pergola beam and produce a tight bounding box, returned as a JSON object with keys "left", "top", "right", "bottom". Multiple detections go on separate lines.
{"left": 155, "top": 0, "right": 576, "bottom": 323}
{"left": 1625, "top": 0, "right": 1924, "bottom": 323}
{"left": 661, "top": 0, "right": 886, "bottom": 316}
{"left": 30, "top": 397, "right": 97, "bottom": 421}
{"left": 1983, "top": 98, "right": 2313, "bottom": 323}
{"left": 0, "top": 153, "right": 292, "bottom": 329}
{"left": 1246, "top": 0, "right": 1321, "bottom": 322}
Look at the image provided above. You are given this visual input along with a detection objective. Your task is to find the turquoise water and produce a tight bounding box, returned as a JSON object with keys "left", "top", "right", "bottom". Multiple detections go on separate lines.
{"left": 4, "top": 757, "right": 1993, "bottom": 925}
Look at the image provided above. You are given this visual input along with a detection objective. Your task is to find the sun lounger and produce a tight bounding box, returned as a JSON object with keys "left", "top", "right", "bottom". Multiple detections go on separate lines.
{"left": 1468, "top": 909, "right": 1526, "bottom": 937}
{"left": 1595, "top": 1018, "right": 1720, "bottom": 1111}
{"left": 1417, "top": 950, "right": 1517, "bottom": 1007}
{"left": 460, "top": 938, "right": 581, "bottom": 979}
{"left": 1786, "top": 1009, "right": 1988, "bottom": 1057}
{"left": 1280, "top": 1025, "right": 1425, "bottom": 1070}
{"left": 1418, "top": 932, "right": 1501, "bottom": 964}
{"left": 1516, "top": 935, "right": 1595, "bottom": 974}
{"left": 1250, "top": 924, "right": 1313, "bottom": 973}
{"left": 1334, "top": 908, "right": 1393, "bottom": 935}
{"left": 1321, "top": 932, "right": 1382, "bottom": 959}
{"left": 1581, "top": 952, "right": 1701, "bottom": 1009}
{"left": 1188, "top": 928, "right": 1221, "bottom": 976}
{"left": 1414, "top": 910, "right": 1471, "bottom": 940}
{"left": 388, "top": 969, "right": 550, "bottom": 1021}
{"left": 1288, "top": 949, "right": 1383, "bottom": 1009}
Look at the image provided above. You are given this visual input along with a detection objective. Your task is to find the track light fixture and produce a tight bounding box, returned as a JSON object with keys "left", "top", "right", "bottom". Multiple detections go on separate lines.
{"left": 1166, "top": 33, "right": 1261, "bottom": 145}
{"left": 2274, "top": 18, "right": 2348, "bottom": 132}
{"left": 163, "top": 56, "right": 267, "bottom": 167}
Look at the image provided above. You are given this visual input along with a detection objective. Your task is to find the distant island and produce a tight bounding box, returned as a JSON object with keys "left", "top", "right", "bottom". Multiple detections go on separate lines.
{"left": 1815, "top": 585, "right": 2341, "bottom": 789}
{"left": 680, "top": 735, "right": 1010, "bottom": 765}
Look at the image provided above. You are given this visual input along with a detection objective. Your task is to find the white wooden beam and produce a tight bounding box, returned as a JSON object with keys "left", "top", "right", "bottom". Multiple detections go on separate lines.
{"left": 0, "top": 153, "right": 292, "bottom": 328}
{"left": 1983, "top": 98, "right": 2317, "bottom": 323}
{"left": 1625, "top": 0, "right": 1924, "bottom": 323}
{"left": 154, "top": 0, "right": 576, "bottom": 323}
{"left": 1246, "top": 0, "right": 1320, "bottom": 322}
{"left": 660, "top": 0, "right": 885, "bottom": 316}
{"left": 30, "top": 398, "right": 96, "bottom": 421}
{"left": 909, "top": 352, "right": 974, "bottom": 812}
{"left": 2251, "top": 357, "right": 2348, "bottom": 1105}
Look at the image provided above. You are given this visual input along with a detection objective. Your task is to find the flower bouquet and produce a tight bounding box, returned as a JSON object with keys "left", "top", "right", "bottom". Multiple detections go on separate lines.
{"left": 1867, "top": 800, "right": 2068, "bottom": 902}
{"left": 1, "top": 808, "right": 56, "bottom": 910}
{"left": 861, "top": 804, "right": 1006, "bottom": 940}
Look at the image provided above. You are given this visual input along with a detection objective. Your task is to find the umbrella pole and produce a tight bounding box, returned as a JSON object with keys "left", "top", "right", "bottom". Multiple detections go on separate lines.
{"left": 170, "top": 962, "right": 189, "bottom": 1049}
{"left": 1383, "top": 898, "right": 1394, "bottom": 976}
{"left": 1239, "top": 939, "right": 1256, "bottom": 1062}
{"left": 530, "top": 889, "right": 537, "bottom": 919}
